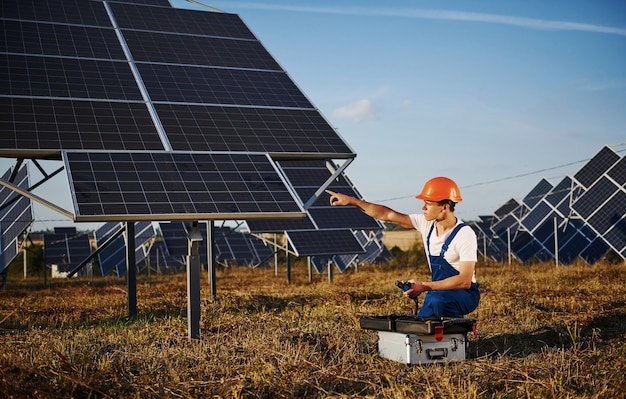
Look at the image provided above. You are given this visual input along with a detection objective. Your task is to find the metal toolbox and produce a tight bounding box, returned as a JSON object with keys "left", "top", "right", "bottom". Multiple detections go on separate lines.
{"left": 377, "top": 331, "right": 467, "bottom": 365}
{"left": 360, "top": 315, "right": 476, "bottom": 364}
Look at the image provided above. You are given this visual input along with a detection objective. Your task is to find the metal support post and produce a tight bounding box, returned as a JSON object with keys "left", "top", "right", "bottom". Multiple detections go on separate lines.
{"left": 126, "top": 222, "right": 137, "bottom": 318}
{"left": 207, "top": 221, "right": 216, "bottom": 302}
{"left": 187, "top": 222, "right": 202, "bottom": 339}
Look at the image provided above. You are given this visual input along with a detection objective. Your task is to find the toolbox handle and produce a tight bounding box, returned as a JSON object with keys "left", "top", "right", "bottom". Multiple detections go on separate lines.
{"left": 426, "top": 348, "right": 448, "bottom": 360}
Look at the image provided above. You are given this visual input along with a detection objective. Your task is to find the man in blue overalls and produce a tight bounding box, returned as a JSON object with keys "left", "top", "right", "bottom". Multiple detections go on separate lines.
{"left": 326, "top": 176, "right": 480, "bottom": 318}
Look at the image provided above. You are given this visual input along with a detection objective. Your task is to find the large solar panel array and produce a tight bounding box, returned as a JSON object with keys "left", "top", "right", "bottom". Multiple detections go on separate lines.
{"left": 94, "top": 221, "right": 155, "bottom": 276}
{"left": 472, "top": 146, "right": 625, "bottom": 264}
{"left": 0, "top": 164, "right": 33, "bottom": 273}
{"left": 0, "top": 0, "right": 355, "bottom": 228}
{"left": 43, "top": 227, "right": 92, "bottom": 274}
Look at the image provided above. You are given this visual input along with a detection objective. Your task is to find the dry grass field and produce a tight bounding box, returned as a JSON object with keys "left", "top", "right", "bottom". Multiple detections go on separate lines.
{"left": 381, "top": 230, "right": 421, "bottom": 251}
{"left": 1, "top": 259, "right": 625, "bottom": 398}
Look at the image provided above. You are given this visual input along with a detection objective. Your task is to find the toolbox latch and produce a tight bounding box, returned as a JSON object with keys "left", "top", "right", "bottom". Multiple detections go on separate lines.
{"left": 434, "top": 325, "right": 444, "bottom": 341}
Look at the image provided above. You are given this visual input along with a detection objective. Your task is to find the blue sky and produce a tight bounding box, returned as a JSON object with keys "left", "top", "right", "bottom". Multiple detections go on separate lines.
{"left": 2, "top": 0, "right": 625, "bottom": 231}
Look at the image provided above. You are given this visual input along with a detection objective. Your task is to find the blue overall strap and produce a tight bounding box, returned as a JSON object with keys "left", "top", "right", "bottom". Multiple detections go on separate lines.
{"left": 440, "top": 223, "right": 467, "bottom": 256}
{"left": 426, "top": 222, "right": 467, "bottom": 256}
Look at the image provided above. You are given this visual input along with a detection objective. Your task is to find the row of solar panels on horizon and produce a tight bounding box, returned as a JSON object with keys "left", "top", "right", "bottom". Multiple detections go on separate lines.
{"left": 472, "top": 146, "right": 626, "bottom": 265}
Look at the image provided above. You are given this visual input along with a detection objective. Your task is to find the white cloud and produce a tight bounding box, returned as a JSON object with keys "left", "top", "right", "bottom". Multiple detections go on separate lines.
{"left": 332, "top": 99, "right": 377, "bottom": 123}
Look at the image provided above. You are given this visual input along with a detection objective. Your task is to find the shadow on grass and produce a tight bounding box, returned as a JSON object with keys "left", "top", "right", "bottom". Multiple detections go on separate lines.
{"left": 472, "top": 305, "right": 626, "bottom": 359}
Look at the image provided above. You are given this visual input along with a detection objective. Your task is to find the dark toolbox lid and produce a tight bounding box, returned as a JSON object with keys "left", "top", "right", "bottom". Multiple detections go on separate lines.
{"left": 360, "top": 314, "right": 475, "bottom": 335}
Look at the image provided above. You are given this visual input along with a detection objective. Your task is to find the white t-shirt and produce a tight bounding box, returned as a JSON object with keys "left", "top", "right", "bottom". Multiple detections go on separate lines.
{"left": 409, "top": 214, "right": 478, "bottom": 283}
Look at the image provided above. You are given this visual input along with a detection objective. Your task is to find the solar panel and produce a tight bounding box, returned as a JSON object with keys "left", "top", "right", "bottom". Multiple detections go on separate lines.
{"left": 2, "top": 54, "right": 143, "bottom": 100}
{"left": 311, "top": 255, "right": 332, "bottom": 274}
{"left": 140, "top": 65, "right": 313, "bottom": 108}
{"left": 573, "top": 146, "right": 620, "bottom": 189}
{"left": 523, "top": 178, "right": 553, "bottom": 209}
{"left": 545, "top": 177, "right": 573, "bottom": 213}
{"left": 158, "top": 221, "right": 192, "bottom": 264}
{"left": 1, "top": 0, "right": 112, "bottom": 26}
{"left": 213, "top": 227, "right": 273, "bottom": 267}
{"left": 579, "top": 237, "right": 611, "bottom": 264}
{"left": 572, "top": 176, "right": 619, "bottom": 220}
{"left": 332, "top": 253, "right": 357, "bottom": 273}
{"left": 515, "top": 236, "right": 544, "bottom": 263}
{"left": 95, "top": 221, "right": 154, "bottom": 276}
{"left": 604, "top": 216, "right": 626, "bottom": 255}
{"left": 0, "top": 98, "right": 165, "bottom": 156}
{"left": 0, "top": 20, "right": 125, "bottom": 59}
{"left": 585, "top": 190, "right": 626, "bottom": 235}
{"left": 64, "top": 151, "right": 306, "bottom": 221}
{"left": 124, "top": 30, "right": 281, "bottom": 69}
{"left": 494, "top": 198, "right": 520, "bottom": 219}
{"left": 520, "top": 202, "right": 553, "bottom": 232}
{"left": 158, "top": 221, "right": 273, "bottom": 267}
{"left": 285, "top": 230, "right": 365, "bottom": 257}
{"left": 308, "top": 207, "right": 381, "bottom": 230}
{"left": 0, "top": 164, "right": 32, "bottom": 273}
{"left": 107, "top": 0, "right": 173, "bottom": 7}
{"left": 607, "top": 156, "right": 626, "bottom": 187}
{"left": 43, "top": 227, "right": 92, "bottom": 274}
{"left": 157, "top": 105, "right": 352, "bottom": 156}
{"left": 246, "top": 216, "right": 316, "bottom": 233}
{"left": 109, "top": 2, "right": 256, "bottom": 39}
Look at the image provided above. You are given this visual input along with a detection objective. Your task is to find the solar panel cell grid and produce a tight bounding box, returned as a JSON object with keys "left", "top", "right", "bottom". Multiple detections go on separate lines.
{"left": 572, "top": 176, "right": 619, "bottom": 219}
{"left": 1, "top": 54, "right": 142, "bottom": 100}
{"left": 105, "top": 0, "right": 172, "bottom": 6}
{"left": 607, "top": 156, "right": 626, "bottom": 187}
{"left": 0, "top": 98, "right": 165, "bottom": 154}
{"left": 0, "top": 20, "right": 124, "bottom": 59}
{"left": 159, "top": 105, "right": 352, "bottom": 155}
{"left": 124, "top": 30, "right": 281, "bottom": 69}
{"left": 586, "top": 190, "right": 626, "bottom": 235}
{"left": 43, "top": 227, "right": 92, "bottom": 272}
{"left": 65, "top": 151, "right": 304, "bottom": 220}
{"left": 494, "top": 199, "right": 520, "bottom": 219}
{"left": 110, "top": 2, "right": 256, "bottom": 39}
{"left": 574, "top": 146, "right": 620, "bottom": 188}
{"left": 286, "top": 229, "right": 365, "bottom": 256}
{"left": 558, "top": 232, "right": 593, "bottom": 264}
{"left": 545, "top": 177, "right": 572, "bottom": 207}
{"left": 1, "top": 0, "right": 111, "bottom": 26}
{"left": 141, "top": 64, "right": 313, "bottom": 107}
{"left": 521, "top": 201, "right": 552, "bottom": 232}
{"left": 523, "top": 178, "right": 553, "bottom": 209}
{"left": 309, "top": 207, "right": 382, "bottom": 230}
{"left": 603, "top": 217, "right": 626, "bottom": 253}
{"left": 579, "top": 237, "right": 610, "bottom": 264}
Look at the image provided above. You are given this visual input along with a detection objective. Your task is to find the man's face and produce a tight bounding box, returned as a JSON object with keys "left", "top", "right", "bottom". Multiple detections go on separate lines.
{"left": 421, "top": 200, "right": 444, "bottom": 221}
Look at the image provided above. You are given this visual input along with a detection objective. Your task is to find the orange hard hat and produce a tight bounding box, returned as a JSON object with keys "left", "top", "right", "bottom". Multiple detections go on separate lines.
{"left": 415, "top": 176, "right": 462, "bottom": 202}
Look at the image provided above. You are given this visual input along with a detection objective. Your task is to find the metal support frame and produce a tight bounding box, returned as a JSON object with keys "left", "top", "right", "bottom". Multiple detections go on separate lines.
{"left": 286, "top": 241, "right": 291, "bottom": 284}
{"left": 126, "top": 222, "right": 137, "bottom": 318}
{"left": 186, "top": 221, "right": 202, "bottom": 339}
{"left": 207, "top": 221, "right": 216, "bottom": 302}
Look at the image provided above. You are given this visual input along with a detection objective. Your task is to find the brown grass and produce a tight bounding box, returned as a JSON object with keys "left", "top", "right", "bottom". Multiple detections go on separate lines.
{"left": 1, "top": 260, "right": 625, "bottom": 398}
